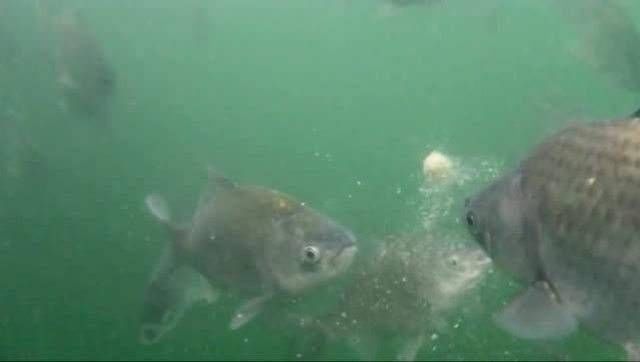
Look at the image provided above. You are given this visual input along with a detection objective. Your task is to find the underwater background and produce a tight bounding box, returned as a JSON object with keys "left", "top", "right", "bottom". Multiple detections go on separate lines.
{"left": 1, "top": 0, "right": 639, "bottom": 360}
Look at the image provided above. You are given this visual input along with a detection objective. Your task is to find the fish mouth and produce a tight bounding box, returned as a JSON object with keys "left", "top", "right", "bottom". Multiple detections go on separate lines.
{"left": 331, "top": 244, "right": 358, "bottom": 268}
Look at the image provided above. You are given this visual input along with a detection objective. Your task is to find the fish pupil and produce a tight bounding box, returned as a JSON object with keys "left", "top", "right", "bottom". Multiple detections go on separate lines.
{"left": 303, "top": 246, "right": 319, "bottom": 263}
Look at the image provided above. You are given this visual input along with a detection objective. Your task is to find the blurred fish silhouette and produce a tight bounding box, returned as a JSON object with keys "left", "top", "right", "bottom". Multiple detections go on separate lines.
{"left": 287, "top": 232, "right": 490, "bottom": 361}
{"left": 555, "top": 0, "right": 640, "bottom": 93}
{"left": 37, "top": 2, "right": 116, "bottom": 123}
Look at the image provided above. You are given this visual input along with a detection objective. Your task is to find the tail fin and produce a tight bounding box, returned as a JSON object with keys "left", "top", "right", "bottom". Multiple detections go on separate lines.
{"left": 631, "top": 107, "right": 640, "bottom": 118}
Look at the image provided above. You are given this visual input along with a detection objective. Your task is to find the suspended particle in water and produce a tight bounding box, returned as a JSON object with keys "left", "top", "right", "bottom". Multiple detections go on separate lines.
{"left": 422, "top": 151, "right": 454, "bottom": 182}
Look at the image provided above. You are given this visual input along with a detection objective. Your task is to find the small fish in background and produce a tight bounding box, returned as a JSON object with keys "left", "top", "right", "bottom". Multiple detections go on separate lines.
{"left": 36, "top": 2, "right": 116, "bottom": 123}
{"left": 286, "top": 231, "right": 490, "bottom": 361}
{"left": 464, "top": 107, "right": 640, "bottom": 360}
{"left": 139, "top": 168, "right": 357, "bottom": 344}
{"left": 377, "top": 0, "right": 444, "bottom": 17}
{"left": 0, "top": 116, "right": 47, "bottom": 197}
{"left": 554, "top": 0, "right": 640, "bottom": 93}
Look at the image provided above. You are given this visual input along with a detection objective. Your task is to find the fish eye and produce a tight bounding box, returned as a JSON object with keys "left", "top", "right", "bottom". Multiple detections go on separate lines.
{"left": 302, "top": 245, "right": 321, "bottom": 264}
{"left": 466, "top": 211, "right": 476, "bottom": 227}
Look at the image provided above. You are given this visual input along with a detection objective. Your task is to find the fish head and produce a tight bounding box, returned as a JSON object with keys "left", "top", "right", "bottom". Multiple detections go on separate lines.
{"left": 267, "top": 206, "right": 358, "bottom": 294}
{"left": 464, "top": 170, "right": 537, "bottom": 281}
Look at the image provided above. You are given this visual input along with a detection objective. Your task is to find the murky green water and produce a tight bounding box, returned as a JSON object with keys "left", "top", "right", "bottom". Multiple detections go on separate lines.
{"left": 1, "top": 0, "right": 639, "bottom": 360}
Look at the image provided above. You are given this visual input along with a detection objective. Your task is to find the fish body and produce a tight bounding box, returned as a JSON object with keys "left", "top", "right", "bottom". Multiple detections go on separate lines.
{"left": 47, "top": 8, "right": 115, "bottom": 119}
{"left": 290, "top": 232, "right": 489, "bottom": 361}
{"left": 465, "top": 113, "right": 640, "bottom": 358}
{"left": 140, "top": 170, "right": 357, "bottom": 344}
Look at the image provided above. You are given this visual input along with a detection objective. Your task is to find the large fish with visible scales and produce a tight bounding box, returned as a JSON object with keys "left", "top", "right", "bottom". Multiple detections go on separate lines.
{"left": 464, "top": 108, "right": 640, "bottom": 360}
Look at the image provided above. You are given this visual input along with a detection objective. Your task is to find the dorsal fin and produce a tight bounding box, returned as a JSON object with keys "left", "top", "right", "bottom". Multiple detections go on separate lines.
{"left": 207, "top": 166, "right": 236, "bottom": 189}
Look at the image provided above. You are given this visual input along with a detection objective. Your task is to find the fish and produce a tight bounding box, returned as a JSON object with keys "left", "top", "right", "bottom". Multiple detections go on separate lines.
{"left": 287, "top": 232, "right": 490, "bottom": 361}
{"left": 554, "top": 0, "right": 640, "bottom": 93}
{"left": 378, "top": 0, "right": 444, "bottom": 17}
{"left": 0, "top": 117, "right": 46, "bottom": 194}
{"left": 38, "top": 4, "right": 116, "bottom": 121}
{"left": 139, "top": 168, "right": 358, "bottom": 344}
{"left": 464, "top": 108, "right": 640, "bottom": 360}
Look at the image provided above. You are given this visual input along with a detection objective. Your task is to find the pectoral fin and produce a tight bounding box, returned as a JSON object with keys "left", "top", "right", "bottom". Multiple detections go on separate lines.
{"left": 229, "top": 293, "right": 273, "bottom": 330}
{"left": 494, "top": 281, "right": 577, "bottom": 340}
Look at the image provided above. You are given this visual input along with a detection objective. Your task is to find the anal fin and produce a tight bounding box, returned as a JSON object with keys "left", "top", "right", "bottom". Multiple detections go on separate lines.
{"left": 139, "top": 245, "right": 218, "bottom": 344}
{"left": 229, "top": 293, "right": 273, "bottom": 330}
